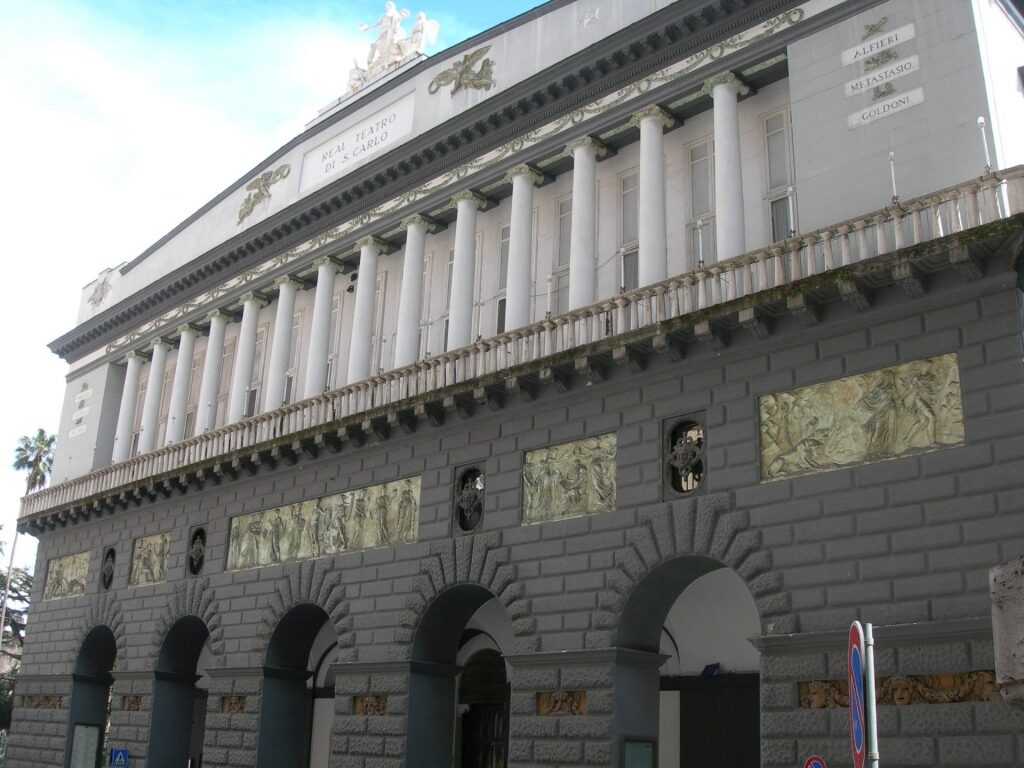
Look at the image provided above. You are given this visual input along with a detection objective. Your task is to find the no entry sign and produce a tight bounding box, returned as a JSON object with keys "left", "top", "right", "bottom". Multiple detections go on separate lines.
{"left": 804, "top": 756, "right": 827, "bottom": 768}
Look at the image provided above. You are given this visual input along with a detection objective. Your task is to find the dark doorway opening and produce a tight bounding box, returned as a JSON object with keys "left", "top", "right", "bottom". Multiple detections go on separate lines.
{"left": 147, "top": 615, "right": 210, "bottom": 768}
{"left": 661, "top": 673, "right": 759, "bottom": 767}
{"left": 65, "top": 625, "right": 117, "bottom": 768}
{"left": 458, "top": 648, "right": 509, "bottom": 768}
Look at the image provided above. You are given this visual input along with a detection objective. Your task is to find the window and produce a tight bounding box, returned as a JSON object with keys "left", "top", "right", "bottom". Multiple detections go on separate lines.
{"left": 215, "top": 338, "right": 236, "bottom": 429}
{"left": 130, "top": 372, "right": 148, "bottom": 456}
{"left": 620, "top": 172, "right": 639, "bottom": 291}
{"left": 369, "top": 273, "right": 388, "bottom": 372}
{"left": 764, "top": 110, "right": 795, "bottom": 242}
{"left": 243, "top": 326, "right": 268, "bottom": 418}
{"left": 183, "top": 350, "right": 205, "bottom": 439}
{"left": 283, "top": 311, "right": 303, "bottom": 404}
{"left": 325, "top": 294, "right": 343, "bottom": 390}
{"left": 553, "top": 196, "right": 572, "bottom": 314}
{"left": 443, "top": 246, "right": 455, "bottom": 349}
{"left": 687, "top": 139, "right": 715, "bottom": 269}
{"left": 156, "top": 366, "right": 174, "bottom": 446}
{"left": 496, "top": 225, "right": 510, "bottom": 334}
{"left": 420, "top": 252, "right": 433, "bottom": 357}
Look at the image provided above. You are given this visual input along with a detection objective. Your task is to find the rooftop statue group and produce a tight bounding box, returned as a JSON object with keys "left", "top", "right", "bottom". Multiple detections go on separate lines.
{"left": 349, "top": 2, "right": 440, "bottom": 93}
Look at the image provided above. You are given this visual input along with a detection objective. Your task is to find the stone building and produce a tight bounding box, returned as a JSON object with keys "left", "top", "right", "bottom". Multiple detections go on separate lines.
{"left": 9, "top": 0, "right": 1024, "bottom": 766}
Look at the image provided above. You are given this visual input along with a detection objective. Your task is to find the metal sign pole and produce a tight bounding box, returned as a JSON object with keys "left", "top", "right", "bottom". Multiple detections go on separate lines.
{"left": 864, "top": 622, "right": 880, "bottom": 768}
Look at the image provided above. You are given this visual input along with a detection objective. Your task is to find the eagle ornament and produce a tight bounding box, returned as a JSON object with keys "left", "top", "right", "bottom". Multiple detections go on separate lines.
{"left": 429, "top": 45, "right": 495, "bottom": 95}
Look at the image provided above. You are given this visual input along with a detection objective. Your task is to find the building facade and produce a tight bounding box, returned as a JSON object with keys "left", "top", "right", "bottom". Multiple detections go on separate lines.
{"left": 10, "top": 0, "right": 1024, "bottom": 766}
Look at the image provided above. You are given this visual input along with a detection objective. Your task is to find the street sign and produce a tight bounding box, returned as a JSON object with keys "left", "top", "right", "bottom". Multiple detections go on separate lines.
{"left": 848, "top": 621, "right": 867, "bottom": 768}
{"left": 110, "top": 748, "right": 129, "bottom": 767}
{"left": 804, "top": 756, "right": 827, "bottom": 768}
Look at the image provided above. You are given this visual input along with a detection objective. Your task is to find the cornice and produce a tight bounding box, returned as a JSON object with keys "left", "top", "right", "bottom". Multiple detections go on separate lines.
{"left": 51, "top": 0, "right": 874, "bottom": 365}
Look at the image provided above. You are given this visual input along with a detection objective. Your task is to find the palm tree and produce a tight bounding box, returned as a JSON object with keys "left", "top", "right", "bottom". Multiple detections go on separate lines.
{"left": 13, "top": 429, "right": 55, "bottom": 495}
{"left": 3, "top": 429, "right": 54, "bottom": 652}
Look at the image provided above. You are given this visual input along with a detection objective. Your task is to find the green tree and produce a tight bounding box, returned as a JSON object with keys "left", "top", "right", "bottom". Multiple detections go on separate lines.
{"left": 13, "top": 429, "right": 55, "bottom": 495}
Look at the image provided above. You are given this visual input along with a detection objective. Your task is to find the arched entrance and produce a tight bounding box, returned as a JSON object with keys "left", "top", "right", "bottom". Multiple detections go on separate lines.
{"left": 66, "top": 625, "right": 117, "bottom": 768}
{"left": 616, "top": 557, "right": 762, "bottom": 768}
{"left": 256, "top": 604, "right": 335, "bottom": 768}
{"left": 147, "top": 616, "right": 211, "bottom": 768}
{"left": 407, "top": 585, "right": 514, "bottom": 768}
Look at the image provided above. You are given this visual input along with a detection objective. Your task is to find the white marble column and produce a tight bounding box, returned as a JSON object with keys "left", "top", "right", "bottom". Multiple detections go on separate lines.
{"left": 347, "top": 237, "right": 386, "bottom": 384}
{"left": 227, "top": 292, "right": 267, "bottom": 423}
{"left": 703, "top": 72, "right": 749, "bottom": 262}
{"left": 137, "top": 339, "right": 170, "bottom": 455}
{"left": 164, "top": 324, "right": 198, "bottom": 445}
{"left": 631, "top": 106, "right": 674, "bottom": 287}
{"left": 565, "top": 137, "right": 605, "bottom": 310}
{"left": 447, "top": 191, "right": 485, "bottom": 351}
{"left": 263, "top": 276, "right": 301, "bottom": 411}
{"left": 112, "top": 352, "right": 144, "bottom": 463}
{"left": 394, "top": 215, "right": 436, "bottom": 369}
{"left": 303, "top": 258, "right": 339, "bottom": 399}
{"left": 196, "top": 310, "right": 229, "bottom": 433}
{"left": 504, "top": 164, "right": 543, "bottom": 331}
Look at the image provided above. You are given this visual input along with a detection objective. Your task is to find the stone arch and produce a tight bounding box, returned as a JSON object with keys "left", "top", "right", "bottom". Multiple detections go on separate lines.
{"left": 596, "top": 491, "right": 795, "bottom": 646}
{"left": 68, "top": 593, "right": 125, "bottom": 670}
{"left": 395, "top": 532, "right": 537, "bottom": 659}
{"left": 253, "top": 558, "right": 351, "bottom": 664}
{"left": 148, "top": 577, "right": 225, "bottom": 667}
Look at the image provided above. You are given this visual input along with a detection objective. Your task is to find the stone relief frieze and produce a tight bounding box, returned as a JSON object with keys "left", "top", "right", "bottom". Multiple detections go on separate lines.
{"left": 227, "top": 477, "right": 420, "bottom": 571}
{"left": 522, "top": 435, "right": 616, "bottom": 524}
{"left": 428, "top": 46, "right": 495, "bottom": 95}
{"left": 354, "top": 695, "right": 389, "bottom": 715}
{"left": 129, "top": 531, "right": 171, "bottom": 587}
{"left": 759, "top": 354, "right": 964, "bottom": 481}
{"left": 43, "top": 551, "right": 90, "bottom": 601}
{"left": 800, "top": 670, "right": 999, "bottom": 707}
{"left": 103, "top": 3, "right": 822, "bottom": 358}
{"left": 237, "top": 164, "right": 291, "bottom": 225}
{"left": 537, "top": 690, "right": 587, "bottom": 715}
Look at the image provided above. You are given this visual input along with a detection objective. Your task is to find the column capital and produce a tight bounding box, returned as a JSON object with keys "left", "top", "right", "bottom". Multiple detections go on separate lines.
{"left": 400, "top": 214, "right": 439, "bottom": 233}
{"left": 147, "top": 338, "right": 172, "bottom": 353}
{"left": 124, "top": 351, "right": 145, "bottom": 364}
{"left": 356, "top": 235, "right": 391, "bottom": 253}
{"left": 239, "top": 291, "right": 268, "bottom": 309}
{"left": 563, "top": 135, "right": 607, "bottom": 159}
{"left": 274, "top": 275, "right": 303, "bottom": 291}
{"left": 450, "top": 190, "right": 486, "bottom": 209}
{"left": 701, "top": 71, "right": 750, "bottom": 97}
{"left": 206, "top": 309, "right": 232, "bottom": 324}
{"left": 503, "top": 163, "right": 544, "bottom": 186}
{"left": 629, "top": 105, "right": 675, "bottom": 130}
{"left": 174, "top": 323, "right": 201, "bottom": 340}
{"left": 312, "top": 255, "right": 340, "bottom": 271}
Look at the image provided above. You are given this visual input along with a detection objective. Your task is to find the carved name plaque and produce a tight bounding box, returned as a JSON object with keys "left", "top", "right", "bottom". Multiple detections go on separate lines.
{"left": 354, "top": 695, "right": 388, "bottom": 715}
{"left": 537, "top": 691, "right": 587, "bottom": 715}
{"left": 300, "top": 92, "right": 415, "bottom": 192}
{"left": 522, "top": 435, "right": 616, "bottom": 524}
{"left": 759, "top": 354, "right": 964, "bottom": 481}
{"left": 43, "top": 551, "right": 90, "bottom": 600}
{"left": 227, "top": 477, "right": 420, "bottom": 570}
{"left": 129, "top": 531, "right": 171, "bottom": 587}
{"left": 800, "top": 670, "right": 999, "bottom": 707}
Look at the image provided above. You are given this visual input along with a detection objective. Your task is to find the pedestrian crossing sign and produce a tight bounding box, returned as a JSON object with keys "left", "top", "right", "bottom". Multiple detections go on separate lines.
{"left": 110, "top": 748, "right": 129, "bottom": 766}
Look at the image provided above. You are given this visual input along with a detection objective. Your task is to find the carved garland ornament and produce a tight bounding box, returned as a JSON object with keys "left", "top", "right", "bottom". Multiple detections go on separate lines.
{"left": 800, "top": 670, "right": 1000, "bottom": 707}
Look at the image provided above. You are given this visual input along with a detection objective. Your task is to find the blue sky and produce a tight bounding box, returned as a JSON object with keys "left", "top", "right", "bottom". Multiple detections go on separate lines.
{"left": 0, "top": 0, "right": 545, "bottom": 575}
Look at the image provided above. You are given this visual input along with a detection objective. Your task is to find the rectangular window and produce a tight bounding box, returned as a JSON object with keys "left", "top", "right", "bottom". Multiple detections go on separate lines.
{"left": 557, "top": 197, "right": 572, "bottom": 268}
{"left": 156, "top": 366, "right": 174, "bottom": 445}
{"left": 215, "top": 338, "right": 236, "bottom": 428}
{"left": 764, "top": 109, "right": 795, "bottom": 241}
{"left": 495, "top": 223, "right": 511, "bottom": 333}
{"left": 688, "top": 139, "right": 715, "bottom": 268}
{"left": 183, "top": 350, "right": 204, "bottom": 439}
{"left": 130, "top": 372, "right": 148, "bottom": 456}
{"left": 243, "top": 326, "right": 268, "bottom": 418}
{"left": 369, "top": 272, "right": 388, "bottom": 372}
{"left": 420, "top": 252, "right": 432, "bottom": 357}
{"left": 621, "top": 172, "right": 638, "bottom": 246}
{"left": 325, "top": 295, "right": 342, "bottom": 391}
{"left": 283, "top": 310, "right": 303, "bottom": 404}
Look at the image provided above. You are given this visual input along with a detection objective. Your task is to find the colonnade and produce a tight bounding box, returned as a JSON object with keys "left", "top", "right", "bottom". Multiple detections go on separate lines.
{"left": 109, "top": 76, "right": 750, "bottom": 462}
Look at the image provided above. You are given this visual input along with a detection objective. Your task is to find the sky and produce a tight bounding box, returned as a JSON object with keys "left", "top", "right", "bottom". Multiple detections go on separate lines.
{"left": 0, "top": 0, "right": 547, "bottom": 578}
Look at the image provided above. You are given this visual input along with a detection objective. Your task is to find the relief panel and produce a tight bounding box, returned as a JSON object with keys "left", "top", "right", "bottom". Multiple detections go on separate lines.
{"left": 227, "top": 476, "right": 420, "bottom": 570}
{"left": 129, "top": 531, "right": 171, "bottom": 587}
{"left": 42, "top": 551, "right": 90, "bottom": 600}
{"left": 759, "top": 353, "right": 964, "bottom": 481}
{"left": 522, "top": 434, "right": 616, "bottom": 524}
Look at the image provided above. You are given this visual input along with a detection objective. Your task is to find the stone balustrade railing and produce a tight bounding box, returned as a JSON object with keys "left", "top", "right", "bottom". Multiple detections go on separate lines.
{"left": 20, "top": 167, "right": 1024, "bottom": 520}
